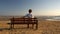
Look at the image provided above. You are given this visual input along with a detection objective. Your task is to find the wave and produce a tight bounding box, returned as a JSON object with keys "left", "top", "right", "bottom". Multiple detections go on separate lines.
{"left": 46, "top": 17, "right": 60, "bottom": 21}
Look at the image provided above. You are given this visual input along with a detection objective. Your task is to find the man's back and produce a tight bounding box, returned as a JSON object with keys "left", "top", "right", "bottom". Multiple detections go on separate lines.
{"left": 25, "top": 13, "right": 34, "bottom": 18}
{"left": 24, "top": 9, "right": 34, "bottom": 18}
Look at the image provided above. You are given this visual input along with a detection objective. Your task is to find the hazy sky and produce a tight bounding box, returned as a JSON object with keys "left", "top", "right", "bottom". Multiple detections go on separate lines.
{"left": 0, "top": 0, "right": 60, "bottom": 16}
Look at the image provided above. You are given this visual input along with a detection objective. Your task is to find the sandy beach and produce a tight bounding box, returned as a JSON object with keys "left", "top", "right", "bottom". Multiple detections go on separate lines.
{"left": 0, "top": 20, "right": 60, "bottom": 34}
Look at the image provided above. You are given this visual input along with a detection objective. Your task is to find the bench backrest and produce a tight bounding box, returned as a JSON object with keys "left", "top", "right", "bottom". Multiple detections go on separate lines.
{"left": 10, "top": 17, "right": 38, "bottom": 24}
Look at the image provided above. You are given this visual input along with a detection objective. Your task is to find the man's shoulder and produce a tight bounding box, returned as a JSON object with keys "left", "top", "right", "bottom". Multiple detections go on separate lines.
{"left": 27, "top": 13, "right": 32, "bottom": 15}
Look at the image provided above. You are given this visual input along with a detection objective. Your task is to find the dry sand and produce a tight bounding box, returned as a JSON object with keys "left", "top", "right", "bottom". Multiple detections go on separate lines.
{"left": 0, "top": 20, "right": 60, "bottom": 34}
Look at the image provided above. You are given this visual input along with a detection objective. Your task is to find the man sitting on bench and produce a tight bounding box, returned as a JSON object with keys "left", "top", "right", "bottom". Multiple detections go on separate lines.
{"left": 24, "top": 9, "right": 35, "bottom": 28}
{"left": 8, "top": 9, "right": 38, "bottom": 29}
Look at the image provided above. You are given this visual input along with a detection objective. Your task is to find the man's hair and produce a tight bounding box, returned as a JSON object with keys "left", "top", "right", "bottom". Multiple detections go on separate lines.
{"left": 29, "top": 9, "right": 32, "bottom": 13}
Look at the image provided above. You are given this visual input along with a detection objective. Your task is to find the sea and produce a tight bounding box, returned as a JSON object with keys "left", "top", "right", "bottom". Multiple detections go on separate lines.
{"left": 46, "top": 16, "right": 60, "bottom": 21}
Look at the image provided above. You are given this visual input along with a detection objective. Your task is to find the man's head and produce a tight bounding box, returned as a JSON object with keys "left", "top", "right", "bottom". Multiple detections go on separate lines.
{"left": 28, "top": 9, "right": 32, "bottom": 13}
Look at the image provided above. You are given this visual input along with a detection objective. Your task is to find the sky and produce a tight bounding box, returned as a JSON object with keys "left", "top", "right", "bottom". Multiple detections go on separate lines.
{"left": 0, "top": 0, "right": 60, "bottom": 16}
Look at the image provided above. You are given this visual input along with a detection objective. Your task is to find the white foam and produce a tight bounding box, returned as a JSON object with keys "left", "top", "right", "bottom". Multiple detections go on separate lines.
{"left": 46, "top": 19, "right": 60, "bottom": 21}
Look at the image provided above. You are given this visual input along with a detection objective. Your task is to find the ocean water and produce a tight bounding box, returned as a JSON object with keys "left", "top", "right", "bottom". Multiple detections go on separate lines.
{"left": 46, "top": 17, "right": 60, "bottom": 21}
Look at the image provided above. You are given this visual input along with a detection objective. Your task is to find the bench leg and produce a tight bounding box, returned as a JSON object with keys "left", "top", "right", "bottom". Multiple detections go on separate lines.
{"left": 36, "top": 23, "right": 38, "bottom": 29}
{"left": 27, "top": 24, "right": 29, "bottom": 28}
{"left": 32, "top": 24, "right": 34, "bottom": 29}
{"left": 12, "top": 24, "right": 14, "bottom": 29}
{"left": 10, "top": 24, "right": 14, "bottom": 29}
{"left": 10, "top": 24, "right": 12, "bottom": 29}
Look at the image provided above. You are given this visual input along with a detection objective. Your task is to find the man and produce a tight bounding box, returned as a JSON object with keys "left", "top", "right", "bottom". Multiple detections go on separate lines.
{"left": 24, "top": 9, "right": 34, "bottom": 28}
{"left": 24, "top": 9, "right": 34, "bottom": 18}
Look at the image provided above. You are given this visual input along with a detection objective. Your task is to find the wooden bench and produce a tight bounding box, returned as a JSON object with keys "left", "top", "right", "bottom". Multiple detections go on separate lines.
{"left": 8, "top": 17, "right": 38, "bottom": 29}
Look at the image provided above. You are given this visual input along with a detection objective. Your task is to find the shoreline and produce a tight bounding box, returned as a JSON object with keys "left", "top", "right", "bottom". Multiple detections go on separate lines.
{"left": 46, "top": 19, "right": 60, "bottom": 21}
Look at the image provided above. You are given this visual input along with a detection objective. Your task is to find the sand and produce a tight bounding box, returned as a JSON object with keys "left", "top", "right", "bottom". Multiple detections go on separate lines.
{"left": 0, "top": 20, "right": 60, "bottom": 34}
